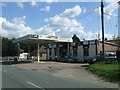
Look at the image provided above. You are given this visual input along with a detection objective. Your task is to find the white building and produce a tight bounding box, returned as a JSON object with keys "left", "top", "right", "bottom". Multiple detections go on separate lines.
{"left": 47, "top": 40, "right": 120, "bottom": 62}
{"left": 19, "top": 53, "right": 28, "bottom": 60}
{"left": 47, "top": 40, "right": 97, "bottom": 62}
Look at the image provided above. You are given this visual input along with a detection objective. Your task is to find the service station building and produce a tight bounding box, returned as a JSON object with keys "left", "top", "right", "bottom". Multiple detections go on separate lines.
{"left": 14, "top": 34, "right": 120, "bottom": 62}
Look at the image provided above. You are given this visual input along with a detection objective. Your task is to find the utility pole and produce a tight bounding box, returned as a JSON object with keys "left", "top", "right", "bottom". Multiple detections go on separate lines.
{"left": 17, "top": 43, "right": 20, "bottom": 59}
{"left": 28, "top": 44, "right": 30, "bottom": 60}
{"left": 17, "top": 43, "right": 20, "bottom": 56}
{"left": 118, "top": 1, "right": 120, "bottom": 37}
{"left": 101, "top": 0, "right": 105, "bottom": 59}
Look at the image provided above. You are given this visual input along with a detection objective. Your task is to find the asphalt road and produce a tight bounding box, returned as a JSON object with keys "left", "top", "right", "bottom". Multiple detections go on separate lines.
{"left": 1, "top": 63, "right": 116, "bottom": 89}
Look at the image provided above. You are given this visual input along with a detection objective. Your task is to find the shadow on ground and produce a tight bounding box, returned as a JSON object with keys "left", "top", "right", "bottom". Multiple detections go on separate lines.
{"left": 1, "top": 59, "right": 90, "bottom": 66}
{"left": 1, "top": 60, "right": 34, "bottom": 65}
{"left": 80, "top": 64, "right": 89, "bottom": 68}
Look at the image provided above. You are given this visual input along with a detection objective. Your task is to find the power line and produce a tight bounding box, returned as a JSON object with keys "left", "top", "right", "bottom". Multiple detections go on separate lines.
{"left": 104, "top": 12, "right": 118, "bottom": 17}
{"left": 76, "top": 10, "right": 94, "bottom": 21}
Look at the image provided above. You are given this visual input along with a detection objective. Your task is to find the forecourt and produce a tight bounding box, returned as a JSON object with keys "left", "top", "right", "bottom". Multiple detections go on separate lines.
{"left": 13, "top": 34, "right": 72, "bottom": 62}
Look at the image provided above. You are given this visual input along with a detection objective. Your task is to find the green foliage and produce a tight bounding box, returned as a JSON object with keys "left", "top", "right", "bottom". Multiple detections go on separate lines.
{"left": 72, "top": 34, "right": 80, "bottom": 42}
{"left": 2, "top": 37, "right": 49, "bottom": 56}
{"left": 105, "top": 37, "right": 108, "bottom": 41}
{"left": 2, "top": 37, "right": 19, "bottom": 56}
{"left": 86, "top": 59, "right": 120, "bottom": 82}
{"left": 2, "top": 37, "right": 9, "bottom": 56}
{"left": 20, "top": 43, "right": 28, "bottom": 52}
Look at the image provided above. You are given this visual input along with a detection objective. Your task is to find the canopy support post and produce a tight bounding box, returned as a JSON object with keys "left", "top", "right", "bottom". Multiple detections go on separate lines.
{"left": 37, "top": 42, "right": 40, "bottom": 62}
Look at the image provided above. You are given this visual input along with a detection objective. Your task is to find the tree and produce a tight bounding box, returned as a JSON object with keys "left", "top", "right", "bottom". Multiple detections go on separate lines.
{"left": 105, "top": 37, "right": 107, "bottom": 41}
{"left": 2, "top": 37, "right": 19, "bottom": 56}
{"left": 72, "top": 34, "right": 80, "bottom": 42}
{"left": 2, "top": 37, "right": 9, "bottom": 56}
{"left": 7, "top": 40, "right": 18, "bottom": 56}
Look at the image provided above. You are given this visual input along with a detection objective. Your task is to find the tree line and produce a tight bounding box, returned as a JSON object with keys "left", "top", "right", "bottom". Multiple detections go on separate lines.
{"left": 2, "top": 37, "right": 39, "bottom": 56}
{"left": 2, "top": 37, "right": 18, "bottom": 56}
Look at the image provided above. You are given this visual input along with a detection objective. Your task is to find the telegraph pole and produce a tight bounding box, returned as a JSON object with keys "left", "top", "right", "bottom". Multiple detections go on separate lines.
{"left": 101, "top": 0, "right": 105, "bottom": 59}
{"left": 118, "top": 1, "right": 120, "bottom": 37}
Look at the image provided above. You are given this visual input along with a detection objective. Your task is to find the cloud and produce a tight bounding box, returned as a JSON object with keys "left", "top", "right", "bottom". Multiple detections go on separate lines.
{"left": 0, "top": 17, "right": 55, "bottom": 38}
{"left": 0, "top": 5, "right": 113, "bottom": 40}
{"left": 0, "top": 17, "right": 6, "bottom": 30}
{"left": 0, "top": 17, "right": 34, "bottom": 38}
{"left": 44, "top": 18, "right": 49, "bottom": 22}
{"left": 16, "top": 2, "right": 24, "bottom": 9}
{"left": 97, "top": 31, "right": 113, "bottom": 40}
{"left": 44, "top": 5, "right": 113, "bottom": 40}
{"left": 12, "top": 16, "right": 26, "bottom": 25}
{"left": 94, "top": 7, "right": 101, "bottom": 15}
{"left": 94, "top": 1, "right": 119, "bottom": 19}
{"left": 104, "top": 1, "right": 118, "bottom": 19}
{"left": 0, "top": 16, "right": 113, "bottom": 40}
{"left": 60, "top": 5, "right": 82, "bottom": 18}
{"left": 40, "top": 6, "right": 50, "bottom": 12}
{"left": 54, "top": 27, "right": 113, "bottom": 40}
{"left": 46, "top": 15, "right": 81, "bottom": 27}
{"left": 81, "top": 7, "right": 86, "bottom": 13}
{"left": 35, "top": 25, "right": 55, "bottom": 36}
{"left": 31, "top": 0, "right": 39, "bottom": 7}
{"left": 40, "top": 0, "right": 58, "bottom": 4}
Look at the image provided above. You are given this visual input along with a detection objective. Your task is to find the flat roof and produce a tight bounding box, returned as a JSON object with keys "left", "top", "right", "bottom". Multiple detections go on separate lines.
{"left": 13, "top": 34, "right": 73, "bottom": 44}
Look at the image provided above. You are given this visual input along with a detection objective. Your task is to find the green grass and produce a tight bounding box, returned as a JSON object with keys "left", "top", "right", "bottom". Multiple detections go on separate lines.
{"left": 86, "top": 59, "right": 120, "bottom": 83}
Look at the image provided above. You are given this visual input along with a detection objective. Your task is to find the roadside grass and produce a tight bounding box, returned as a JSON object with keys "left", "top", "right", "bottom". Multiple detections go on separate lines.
{"left": 86, "top": 59, "right": 120, "bottom": 83}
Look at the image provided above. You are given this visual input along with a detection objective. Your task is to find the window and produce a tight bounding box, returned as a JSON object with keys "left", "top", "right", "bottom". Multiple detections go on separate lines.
{"left": 84, "top": 47, "right": 89, "bottom": 56}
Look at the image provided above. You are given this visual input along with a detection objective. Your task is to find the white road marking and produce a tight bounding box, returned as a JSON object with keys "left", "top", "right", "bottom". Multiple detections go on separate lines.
{"left": 27, "top": 81, "right": 45, "bottom": 90}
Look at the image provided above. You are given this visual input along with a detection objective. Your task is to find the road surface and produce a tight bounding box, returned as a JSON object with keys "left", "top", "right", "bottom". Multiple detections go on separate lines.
{"left": 1, "top": 63, "right": 118, "bottom": 89}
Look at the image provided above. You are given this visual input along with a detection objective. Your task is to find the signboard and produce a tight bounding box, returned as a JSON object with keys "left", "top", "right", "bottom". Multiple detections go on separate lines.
{"left": 30, "top": 34, "right": 38, "bottom": 39}
{"left": 39, "top": 35, "right": 48, "bottom": 39}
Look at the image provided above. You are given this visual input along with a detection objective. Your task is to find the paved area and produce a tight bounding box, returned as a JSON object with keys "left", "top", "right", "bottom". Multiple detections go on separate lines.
{"left": 10, "top": 60, "right": 118, "bottom": 88}
{"left": 1, "top": 63, "right": 112, "bottom": 88}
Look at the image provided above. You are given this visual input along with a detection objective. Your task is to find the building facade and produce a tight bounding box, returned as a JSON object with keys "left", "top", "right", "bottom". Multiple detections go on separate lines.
{"left": 47, "top": 40, "right": 120, "bottom": 62}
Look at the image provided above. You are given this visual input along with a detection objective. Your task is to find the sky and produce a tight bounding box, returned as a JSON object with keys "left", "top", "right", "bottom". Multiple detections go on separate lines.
{"left": 0, "top": 0, "right": 119, "bottom": 40}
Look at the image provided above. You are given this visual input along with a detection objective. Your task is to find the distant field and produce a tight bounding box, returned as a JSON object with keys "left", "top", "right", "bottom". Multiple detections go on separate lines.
{"left": 86, "top": 59, "right": 120, "bottom": 83}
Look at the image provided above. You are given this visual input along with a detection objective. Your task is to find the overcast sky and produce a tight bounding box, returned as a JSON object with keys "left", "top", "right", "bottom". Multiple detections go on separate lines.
{"left": 0, "top": 0, "right": 119, "bottom": 40}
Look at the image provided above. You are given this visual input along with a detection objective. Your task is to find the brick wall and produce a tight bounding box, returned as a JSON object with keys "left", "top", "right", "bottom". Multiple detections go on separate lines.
{"left": 97, "top": 41, "right": 120, "bottom": 53}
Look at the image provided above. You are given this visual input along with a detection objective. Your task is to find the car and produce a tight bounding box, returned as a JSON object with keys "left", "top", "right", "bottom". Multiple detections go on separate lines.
{"left": 13, "top": 56, "right": 19, "bottom": 62}
{"left": 105, "top": 52, "right": 117, "bottom": 59}
{"left": 88, "top": 52, "right": 117, "bottom": 64}
{"left": 88, "top": 53, "right": 103, "bottom": 64}
{"left": 65, "top": 56, "right": 74, "bottom": 62}
{"left": 19, "top": 56, "right": 25, "bottom": 60}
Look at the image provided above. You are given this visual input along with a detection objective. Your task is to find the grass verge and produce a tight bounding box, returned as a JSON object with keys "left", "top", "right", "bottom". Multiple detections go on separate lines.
{"left": 86, "top": 59, "right": 120, "bottom": 83}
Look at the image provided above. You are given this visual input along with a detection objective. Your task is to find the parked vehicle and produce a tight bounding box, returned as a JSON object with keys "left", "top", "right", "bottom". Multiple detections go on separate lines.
{"left": 14, "top": 56, "right": 18, "bottom": 62}
{"left": 88, "top": 52, "right": 117, "bottom": 64}
{"left": 65, "top": 56, "right": 74, "bottom": 62}
{"left": 105, "top": 52, "right": 117, "bottom": 59}
{"left": 87, "top": 53, "right": 103, "bottom": 64}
